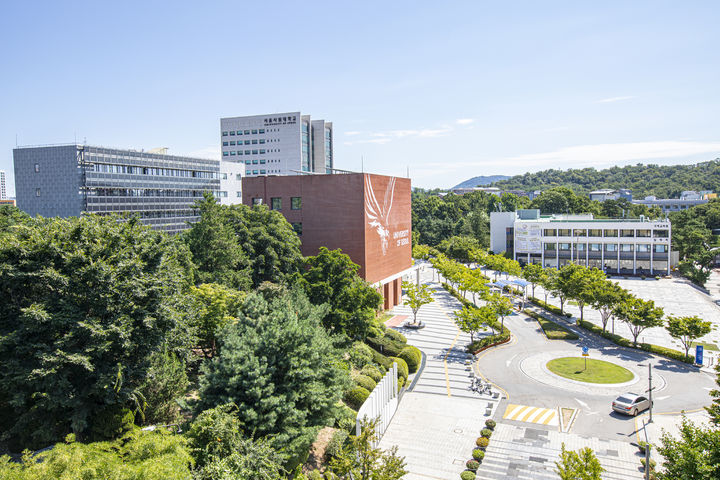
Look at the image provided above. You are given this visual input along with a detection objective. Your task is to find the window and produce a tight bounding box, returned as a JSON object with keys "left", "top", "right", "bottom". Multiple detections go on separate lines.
{"left": 35, "top": 188, "right": 41, "bottom": 197}
{"left": 604, "top": 229, "right": 618, "bottom": 237}
{"left": 245, "top": 150, "right": 251, "bottom": 155}
{"left": 237, "top": 130, "right": 243, "bottom": 135}
{"left": 291, "top": 197, "right": 301, "bottom": 210}
{"left": 559, "top": 243, "right": 570, "bottom": 251}
{"left": 575, "top": 243, "right": 586, "bottom": 251}
{"left": 260, "top": 159, "right": 266, "bottom": 164}
{"left": 252, "top": 150, "right": 258, "bottom": 154}
{"left": 244, "top": 140, "right": 250, "bottom": 145}
{"left": 260, "top": 170, "right": 266, "bottom": 174}
{"left": 637, "top": 229, "right": 651, "bottom": 237}
{"left": 245, "top": 160, "right": 251, "bottom": 165}
{"left": 620, "top": 229, "right": 635, "bottom": 238}
{"left": 259, "top": 139, "right": 265, "bottom": 144}
{"left": 244, "top": 130, "right": 250, "bottom": 135}
{"left": 654, "top": 229, "right": 669, "bottom": 238}
{"left": 544, "top": 229, "right": 557, "bottom": 236}
{"left": 252, "top": 197, "right": 263, "bottom": 205}
{"left": 260, "top": 149, "right": 266, "bottom": 154}
{"left": 230, "top": 151, "right": 236, "bottom": 156}
{"left": 218, "top": 191, "right": 228, "bottom": 198}
{"left": 253, "top": 170, "right": 258, "bottom": 175}
{"left": 620, "top": 244, "right": 633, "bottom": 252}
{"left": 654, "top": 244, "right": 668, "bottom": 253}
{"left": 223, "top": 152, "right": 229, "bottom": 156}
{"left": 223, "top": 141, "right": 229, "bottom": 146}
{"left": 271, "top": 197, "right": 282, "bottom": 210}
{"left": 252, "top": 129, "right": 257, "bottom": 134}
{"left": 230, "top": 131, "right": 235, "bottom": 135}
{"left": 230, "top": 141, "right": 235, "bottom": 146}
{"left": 252, "top": 140, "right": 258, "bottom": 144}
{"left": 236, "top": 174, "right": 242, "bottom": 180}
{"left": 588, "top": 229, "right": 602, "bottom": 237}
{"left": 222, "top": 173, "right": 228, "bottom": 179}
{"left": 291, "top": 222, "right": 302, "bottom": 235}
{"left": 222, "top": 131, "right": 228, "bottom": 136}
{"left": 34, "top": 163, "right": 40, "bottom": 173}
{"left": 589, "top": 243, "right": 601, "bottom": 251}
{"left": 237, "top": 151, "right": 243, "bottom": 155}
{"left": 544, "top": 242, "right": 556, "bottom": 250}
{"left": 259, "top": 129, "right": 265, "bottom": 133}
{"left": 557, "top": 229, "right": 571, "bottom": 236}
{"left": 605, "top": 244, "right": 618, "bottom": 252}
{"left": 637, "top": 244, "right": 650, "bottom": 253}
{"left": 236, "top": 191, "right": 242, "bottom": 198}
{"left": 573, "top": 229, "right": 587, "bottom": 237}
{"left": 252, "top": 160, "right": 258, "bottom": 164}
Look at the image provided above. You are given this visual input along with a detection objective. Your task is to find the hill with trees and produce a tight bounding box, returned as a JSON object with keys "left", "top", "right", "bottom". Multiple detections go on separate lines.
{"left": 451, "top": 175, "right": 510, "bottom": 190}
{"left": 481, "top": 159, "right": 720, "bottom": 198}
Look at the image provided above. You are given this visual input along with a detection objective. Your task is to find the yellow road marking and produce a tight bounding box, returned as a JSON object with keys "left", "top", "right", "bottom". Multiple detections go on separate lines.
{"left": 520, "top": 407, "right": 540, "bottom": 422}
{"left": 504, "top": 404, "right": 559, "bottom": 426}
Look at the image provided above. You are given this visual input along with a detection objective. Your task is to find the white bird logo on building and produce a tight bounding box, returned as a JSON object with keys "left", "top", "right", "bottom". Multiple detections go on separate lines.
{"left": 365, "top": 175, "right": 396, "bottom": 255}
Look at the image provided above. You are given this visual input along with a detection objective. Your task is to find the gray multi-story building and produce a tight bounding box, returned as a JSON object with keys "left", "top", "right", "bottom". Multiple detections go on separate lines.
{"left": 220, "top": 112, "right": 333, "bottom": 183}
{"left": 0, "top": 170, "right": 6, "bottom": 199}
{"left": 13, "top": 144, "right": 220, "bottom": 233}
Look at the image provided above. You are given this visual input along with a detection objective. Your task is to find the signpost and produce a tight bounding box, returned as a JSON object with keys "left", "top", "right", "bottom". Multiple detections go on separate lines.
{"left": 582, "top": 345, "right": 589, "bottom": 370}
{"left": 696, "top": 344, "right": 704, "bottom": 366}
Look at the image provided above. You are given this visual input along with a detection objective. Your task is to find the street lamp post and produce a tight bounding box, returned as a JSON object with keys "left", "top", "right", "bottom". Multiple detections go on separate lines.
{"left": 637, "top": 363, "right": 654, "bottom": 423}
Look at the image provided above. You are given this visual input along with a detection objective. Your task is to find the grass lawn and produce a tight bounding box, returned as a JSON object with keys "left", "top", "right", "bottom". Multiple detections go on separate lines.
{"left": 546, "top": 357, "right": 634, "bottom": 384}
{"left": 536, "top": 317, "right": 579, "bottom": 340}
{"left": 691, "top": 341, "right": 719, "bottom": 352}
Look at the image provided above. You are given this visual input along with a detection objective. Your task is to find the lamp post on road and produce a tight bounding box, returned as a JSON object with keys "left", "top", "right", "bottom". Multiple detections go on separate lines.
{"left": 637, "top": 363, "right": 654, "bottom": 423}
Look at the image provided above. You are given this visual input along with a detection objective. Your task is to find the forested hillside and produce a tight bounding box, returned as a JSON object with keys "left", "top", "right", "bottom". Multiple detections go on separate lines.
{"left": 488, "top": 159, "right": 720, "bottom": 198}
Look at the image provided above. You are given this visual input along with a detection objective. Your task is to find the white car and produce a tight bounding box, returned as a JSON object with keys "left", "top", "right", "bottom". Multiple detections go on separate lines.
{"left": 612, "top": 393, "right": 652, "bottom": 416}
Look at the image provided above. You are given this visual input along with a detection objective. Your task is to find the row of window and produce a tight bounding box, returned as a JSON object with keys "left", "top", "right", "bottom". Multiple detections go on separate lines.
{"left": 247, "top": 170, "right": 266, "bottom": 175}
{"left": 223, "top": 139, "right": 266, "bottom": 146}
{"left": 543, "top": 228, "right": 668, "bottom": 238}
{"left": 543, "top": 242, "right": 668, "bottom": 253}
{"left": 89, "top": 188, "right": 219, "bottom": 198}
{"left": 88, "top": 163, "right": 217, "bottom": 178}
{"left": 269, "top": 197, "right": 302, "bottom": 211}
{"left": 223, "top": 149, "right": 268, "bottom": 157}
{"left": 222, "top": 129, "right": 265, "bottom": 136}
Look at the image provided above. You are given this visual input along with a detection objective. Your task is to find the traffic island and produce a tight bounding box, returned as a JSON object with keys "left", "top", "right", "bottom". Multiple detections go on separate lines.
{"left": 546, "top": 357, "right": 634, "bottom": 384}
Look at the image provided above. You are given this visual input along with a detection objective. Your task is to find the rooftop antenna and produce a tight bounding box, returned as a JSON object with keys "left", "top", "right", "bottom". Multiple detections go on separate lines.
{"left": 361, "top": 155, "right": 364, "bottom": 173}
{"left": 406, "top": 165, "right": 409, "bottom": 178}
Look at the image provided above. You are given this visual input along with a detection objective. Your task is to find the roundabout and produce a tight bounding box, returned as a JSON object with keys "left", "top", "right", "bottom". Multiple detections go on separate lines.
{"left": 545, "top": 357, "right": 635, "bottom": 384}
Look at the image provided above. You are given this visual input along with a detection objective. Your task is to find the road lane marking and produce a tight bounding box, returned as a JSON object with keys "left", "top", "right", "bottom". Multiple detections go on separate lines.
{"left": 503, "top": 404, "right": 559, "bottom": 427}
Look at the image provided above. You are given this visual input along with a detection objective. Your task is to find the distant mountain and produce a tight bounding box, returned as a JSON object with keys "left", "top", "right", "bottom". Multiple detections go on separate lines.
{"left": 451, "top": 175, "right": 510, "bottom": 190}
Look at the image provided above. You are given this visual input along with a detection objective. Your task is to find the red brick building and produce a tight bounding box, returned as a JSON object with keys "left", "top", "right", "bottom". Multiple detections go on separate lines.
{"left": 242, "top": 173, "right": 412, "bottom": 308}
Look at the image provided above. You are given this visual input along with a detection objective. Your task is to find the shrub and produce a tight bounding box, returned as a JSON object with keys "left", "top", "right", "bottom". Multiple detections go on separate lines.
{"left": 370, "top": 347, "right": 394, "bottom": 370}
{"left": 460, "top": 470, "right": 476, "bottom": 480}
{"left": 398, "top": 346, "right": 422, "bottom": 373}
{"left": 638, "top": 441, "right": 649, "bottom": 454}
{"left": 481, "top": 428, "right": 492, "bottom": 438}
{"left": 529, "top": 296, "right": 572, "bottom": 318}
{"left": 348, "top": 342, "right": 374, "bottom": 368}
{"left": 344, "top": 386, "right": 370, "bottom": 410}
{"left": 325, "top": 430, "right": 348, "bottom": 460}
{"left": 334, "top": 403, "right": 357, "bottom": 432}
{"left": 466, "top": 459, "right": 480, "bottom": 471}
{"left": 398, "top": 376, "right": 405, "bottom": 389}
{"left": 354, "top": 374, "right": 377, "bottom": 392}
{"left": 523, "top": 309, "right": 579, "bottom": 340}
{"left": 365, "top": 334, "right": 405, "bottom": 357}
{"left": 389, "top": 356, "right": 409, "bottom": 380}
{"left": 467, "top": 330, "right": 510, "bottom": 354}
{"left": 472, "top": 448, "right": 485, "bottom": 461}
{"left": 640, "top": 458, "right": 656, "bottom": 471}
{"left": 384, "top": 329, "right": 407, "bottom": 345}
{"left": 90, "top": 406, "right": 135, "bottom": 441}
{"left": 476, "top": 437, "right": 489, "bottom": 448}
{"left": 360, "top": 364, "right": 383, "bottom": 382}
{"left": 485, "top": 419, "right": 496, "bottom": 429}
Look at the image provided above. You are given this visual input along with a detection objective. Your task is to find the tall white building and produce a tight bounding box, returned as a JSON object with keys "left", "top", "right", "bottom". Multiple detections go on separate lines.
{"left": 491, "top": 209, "right": 674, "bottom": 275}
{"left": 0, "top": 170, "right": 6, "bottom": 199}
{"left": 218, "top": 161, "right": 244, "bottom": 206}
{"left": 220, "top": 112, "right": 333, "bottom": 180}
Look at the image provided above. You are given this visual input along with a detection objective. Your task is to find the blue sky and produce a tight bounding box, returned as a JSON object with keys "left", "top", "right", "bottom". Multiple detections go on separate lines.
{"left": 1, "top": 1, "right": 719, "bottom": 194}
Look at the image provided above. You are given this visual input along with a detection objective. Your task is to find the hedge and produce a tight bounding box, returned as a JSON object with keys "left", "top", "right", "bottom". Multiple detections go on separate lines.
{"left": 366, "top": 334, "right": 405, "bottom": 357}
{"left": 389, "top": 356, "right": 409, "bottom": 380}
{"left": 577, "top": 320, "right": 695, "bottom": 364}
{"left": 370, "top": 349, "right": 393, "bottom": 371}
{"left": 348, "top": 342, "right": 375, "bottom": 368}
{"left": 529, "top": 296, "right": 572, "bottom": 318}
{"left": 344, "top": 386, "right": 370, "bottom": 410}
{"left": 361, "top": 364, "right": 383, "bottom": 382}
{"left": 325, "top": 430, "right": 348, "bottom": 460}
{"left": 384, "top": 329, "right": 407, "bottom": 345}
{"left": 354, "top": 374, "right": 377, "bottom": 392}
{"left": 398, "top": 346, "right": 422, "bottom": 373}
{"left": 334, "top": 403, "right": 358, "bottom": 432}
{"left": 523, "top": 309, "right": 579, "bottom": 340}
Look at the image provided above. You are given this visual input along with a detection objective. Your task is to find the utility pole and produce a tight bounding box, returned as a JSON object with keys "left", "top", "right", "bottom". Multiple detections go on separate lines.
{"left": 648, "top": 363, "right": 653, "bottom": 423}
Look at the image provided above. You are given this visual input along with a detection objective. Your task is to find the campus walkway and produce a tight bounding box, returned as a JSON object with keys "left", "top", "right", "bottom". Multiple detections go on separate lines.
{"left": 378, "top": 281, "right": 502, "bottom": 480}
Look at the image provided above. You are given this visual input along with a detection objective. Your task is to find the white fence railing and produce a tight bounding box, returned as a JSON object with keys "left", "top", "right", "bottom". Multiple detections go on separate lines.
{"left": 356, "top": 362, "right": 399, "bottom": 445}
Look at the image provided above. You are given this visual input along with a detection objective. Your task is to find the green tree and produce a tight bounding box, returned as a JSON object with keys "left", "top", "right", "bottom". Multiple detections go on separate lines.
{"left": 196, "top": 289, "right": 350, "bottom": 468}
{"left": 489, "top": 293, "right": 513, "bottom": 332}
{"left": 454, "top": 306, "right": 487, "bottom": 342}
{"left": 188, "top": 283, "right": 245, "bottom": 357}
{"left": 328, "top": 417, "right": 408, "bottom": 480}
{"left": 613, "top": 296, "right": 665, "bottom": 347}
{"left": 707, "top": 363, "right": 720, "bottom": 426}
{"left": 555, "top": 263, "right": 587, "bottom": 317}
{"left": 0, "top": 205, "right": 31, "bottom": 229}
{"left": 0, "top": 215, "right": 192, "bottom": 450}
{"left": 138, "top": 348, "right": 189, "bottom": 425}
{"left": 438, "top": 235, "right": 481, "bottom": 263}
{"left": 301, "top": 247, "right": 383, "bottom": 339}
{"left": 184, "top": 193, "right": 251, "bottom": 289}
{"left": 656, "top": 417, "right": 720, "bottom": 480}
{"left": 666, "top": 315, "right": 712, "bottom": 361}
{"left": 224, "top": 204, "right": 304, "bottom": 287}
{"left": 187, "top": 404, "right": 285, "bottom": 480}
{"left": 555, "top": 443, "right": 604, "bottom": 480}
{"left": 521, "top": 263, "right": 546, "bottom": 298}
{"left": 402, "top": 281, "right": 434, "bottom": 325}
{"left": 590, "top": 281, "right": 627, "bottom": 333}
{"left": 573, "top": 267, "right": 607, "bottom": 321}
{"left": 0, "top": 429, "right": 194, "bottom": 480}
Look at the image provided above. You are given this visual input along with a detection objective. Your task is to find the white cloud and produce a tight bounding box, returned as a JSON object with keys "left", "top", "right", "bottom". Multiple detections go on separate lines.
{"left": 456, "top": 118, "right": 475, "bottom": 125}
{"left": 344, "top": 131, "right": 362, "bottom": 136}
{"left": 187, "top": 145, "right": 221, "bottom": 159}
{"left": 424, "top": 140, "right": 720, "bottom": 171}
{"left": 596, "top": 95, "right": 635, "bottom": 103}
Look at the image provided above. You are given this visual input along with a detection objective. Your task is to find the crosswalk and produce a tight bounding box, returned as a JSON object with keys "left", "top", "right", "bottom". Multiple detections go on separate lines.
{"left": 503, "top": 404, "right": 559, "bottom": 427}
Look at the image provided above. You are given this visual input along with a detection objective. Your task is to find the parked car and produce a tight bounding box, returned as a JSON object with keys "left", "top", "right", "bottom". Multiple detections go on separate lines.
{"left": 612, "top": 393, "right": 652, "bottom": 416}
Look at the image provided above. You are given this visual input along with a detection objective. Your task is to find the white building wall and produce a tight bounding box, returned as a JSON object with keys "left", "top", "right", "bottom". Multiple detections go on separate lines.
{"left": 218, "top": 160, "right": 244, "bottom": 205}
{"left": 489, "top": 211, "right": 517, "bottom": 254}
